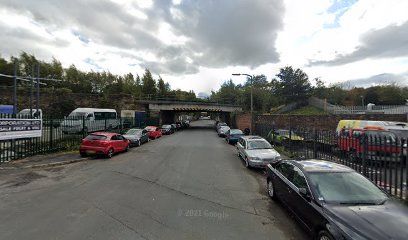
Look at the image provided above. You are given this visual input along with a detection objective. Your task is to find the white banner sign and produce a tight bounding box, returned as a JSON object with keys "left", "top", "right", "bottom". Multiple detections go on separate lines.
{"left": 0, "top": 118, "right": 42, "bottom": 140}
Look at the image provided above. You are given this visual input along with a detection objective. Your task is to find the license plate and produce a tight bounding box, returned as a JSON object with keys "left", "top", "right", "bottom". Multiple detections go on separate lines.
{"left": 86, "top": 150, "right": 96, "bottom": 154}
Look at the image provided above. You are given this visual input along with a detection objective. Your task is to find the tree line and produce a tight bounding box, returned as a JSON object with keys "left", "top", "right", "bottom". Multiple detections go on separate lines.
{"left": 1, "top": 53, "right": 407, "bottom": 114}
{"left": 210, "top": 66, "right": 408, "bottom": 112}
{"left": 0, "top": 52, "right": 197, "bottom": 101}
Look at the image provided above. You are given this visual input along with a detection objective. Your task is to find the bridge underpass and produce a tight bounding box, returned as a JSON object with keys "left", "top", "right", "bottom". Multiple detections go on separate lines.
{"left": 144, "top": 101, "right": 242, "bottom": 126}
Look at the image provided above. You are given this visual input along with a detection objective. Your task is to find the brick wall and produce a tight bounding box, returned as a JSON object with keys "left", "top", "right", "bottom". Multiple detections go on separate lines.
{"left": 235, "top": 112, "right": 252, "bottom": 130}
{"left": 255, "top": 114, "right": 407, "bottom": 130}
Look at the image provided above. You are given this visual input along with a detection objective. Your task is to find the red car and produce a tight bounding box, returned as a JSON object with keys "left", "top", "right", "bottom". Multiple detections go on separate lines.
{"left": 79, "top": 132, "right": 130, "bottom": 158}
{"left": 145, "top": 126, "right": 162, "bottom": 139}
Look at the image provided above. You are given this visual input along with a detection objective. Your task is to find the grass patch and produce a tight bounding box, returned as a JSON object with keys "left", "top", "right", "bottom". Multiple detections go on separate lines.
{"left": 287, "top": 105, "right": 327, "bottom": 115}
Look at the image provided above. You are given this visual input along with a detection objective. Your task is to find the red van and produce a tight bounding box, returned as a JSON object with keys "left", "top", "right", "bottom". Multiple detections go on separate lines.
{"left": 338, "top": 126, "right": 401, "bottom": 160}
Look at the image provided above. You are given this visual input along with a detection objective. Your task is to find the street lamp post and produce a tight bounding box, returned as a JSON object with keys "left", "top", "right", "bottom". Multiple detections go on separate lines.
{"left": 232, "top": 73, "right": 253, "bottom": 132}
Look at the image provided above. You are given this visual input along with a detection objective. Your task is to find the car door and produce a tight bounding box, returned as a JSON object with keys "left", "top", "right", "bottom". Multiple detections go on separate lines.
{"left": 110, "top": 135, "right": 120, "bottom": 150}
{"left": 117, "top": 135, "right": 127, "bottom": 150}
{"left": 273, "top": 162, "right": 294, "bottom": 204}
{"left": 286, "top": 166, "right": 323, "bottom": 233}
{"left": 241, "top": 140, "right": 248, "bottom": 158}
{"left": 142, "top": 130, "right": 148, "bottom": 142}
{"left": 236, "top": 139, "right": 244, "bottom": 157}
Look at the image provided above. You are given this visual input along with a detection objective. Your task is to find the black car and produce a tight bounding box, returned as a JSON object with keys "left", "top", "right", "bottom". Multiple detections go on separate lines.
{"left": 266, "top": 159, "right": 408, "bottom": 240}
{"left": 161, "top": 124, "right": 173, "bottom": 135}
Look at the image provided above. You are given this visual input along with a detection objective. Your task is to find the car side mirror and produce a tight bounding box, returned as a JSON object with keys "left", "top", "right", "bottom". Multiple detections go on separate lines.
{"left": 299, "top": 188, "right": 311, "bottom": 201}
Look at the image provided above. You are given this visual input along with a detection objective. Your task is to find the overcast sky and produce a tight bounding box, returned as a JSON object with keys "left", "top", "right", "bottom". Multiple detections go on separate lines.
{"left": 1, "top": 0, "right": 408, "bottom": 95}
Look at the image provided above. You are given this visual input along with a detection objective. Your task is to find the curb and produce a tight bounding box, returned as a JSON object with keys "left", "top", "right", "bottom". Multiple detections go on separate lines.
{"left": 0, "top": 157, "right": 88, "bottom": 170}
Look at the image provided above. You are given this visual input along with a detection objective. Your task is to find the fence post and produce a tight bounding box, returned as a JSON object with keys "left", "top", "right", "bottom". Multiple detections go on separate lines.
{"left": 49, "top": 119, "right": 53, "bottom": 151}
{"left": 362, "top": 134, "right": 368, "bottom": 175}
{"left": 289, "top": 125, "right": 292, "bottom": 153}
{"left": 313, "top": 128, "right": 317, "bottom": 159}
{"left": 82, "top": 116, "right": 86, "bottom": 139}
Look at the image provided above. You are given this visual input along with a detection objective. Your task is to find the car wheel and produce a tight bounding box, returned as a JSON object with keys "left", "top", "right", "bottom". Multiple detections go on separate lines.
{"left": 317, "top": 230, "right": 335, "bottom": 240}
{"left": 125, "top": 145, "right": 129, "bottom": 152}
{"left": 245, "top": 157, "right": 249, "bottom": 168}
{"left": 107, "top": 148, "right": 114, "bottom": 158}
{"left": 267, "top": 179, "right": 277, "bottom": 200}
{"left": 80, "top": 152, "right": 87, "bottom": 158}
{"left": 137, "top": 140, "right": 141, "bottom": 147}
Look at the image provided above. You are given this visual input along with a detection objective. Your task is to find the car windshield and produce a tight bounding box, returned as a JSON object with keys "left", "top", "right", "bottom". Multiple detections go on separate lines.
{"left": 230, "top": 129, "right": 243, "bottom": 135}
{"left": 308, "top": 172, "right": 388, "bottom": 204}
{"left": 125, "top": 129, "right": 142, "bottom": 135}
{"left": 85, "top": 134, "right": 107, "bottom": 140}
{"left": 247, "top": 140, "right": 272, "bottom": 149}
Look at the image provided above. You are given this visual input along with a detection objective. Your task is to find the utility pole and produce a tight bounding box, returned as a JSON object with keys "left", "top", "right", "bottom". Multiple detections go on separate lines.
{"left": 13, "top": 60, "right": 17, "bottom": 115}
{"left": 232, "top": 73, "right": 254, "bottom": 132}
{"left": 36, "top": 63, "right": 40, "bottom": 116}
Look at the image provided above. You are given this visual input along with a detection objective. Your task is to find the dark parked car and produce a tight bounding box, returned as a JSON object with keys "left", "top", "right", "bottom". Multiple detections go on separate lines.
{"left": 170, "top": 124, "right": 177, "bottom": 132}
{"left": 266, "top": 159, "right": 408, "bottom": 240}
{"left": 225, "top": 129, "right": 244, "bottom": 144}
{"left": 161, "top": 124, "right": 174, "bottom": 135}
{"left": 123, "top": 128, "right": 149, "bottom": 146}
{"left": 79, "top": 132, "right": 130, "bottom": 158}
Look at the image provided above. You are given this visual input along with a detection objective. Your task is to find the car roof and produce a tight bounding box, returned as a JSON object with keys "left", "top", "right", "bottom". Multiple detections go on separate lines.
{"left": 287, "top": 159, "right": 353, "bottom": 173}
{"left": 240, "top": 135, "right": 264, "bottom": 140}
{"left": 90, "top": 132, "right": 118, "bottom": 137}
{"left": 73, "top": 108, "right": 116, "bottom": 112}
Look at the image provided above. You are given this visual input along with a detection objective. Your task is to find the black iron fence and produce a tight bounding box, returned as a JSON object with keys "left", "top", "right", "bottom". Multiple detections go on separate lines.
{"left": 0, "top": 114, "right": 154, "bottom": 163}
{"left": 254, "top": 123, "right": 408, "bottom": 201}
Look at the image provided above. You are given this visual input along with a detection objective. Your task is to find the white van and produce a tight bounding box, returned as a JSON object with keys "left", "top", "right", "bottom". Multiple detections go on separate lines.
{"left": 61, "top": 108, "right": 119, "bottom": 133}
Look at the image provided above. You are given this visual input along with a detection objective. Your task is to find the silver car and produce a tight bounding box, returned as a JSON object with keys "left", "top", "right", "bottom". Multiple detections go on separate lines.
{"left": 218, "top": 126, "right": 230, "bottom": 137}
{"left": 236, "top": 136, "right": 281, "bottom": 168}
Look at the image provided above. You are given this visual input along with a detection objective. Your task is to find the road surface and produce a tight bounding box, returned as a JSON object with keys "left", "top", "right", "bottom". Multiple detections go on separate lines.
{"left": 0, "top": 120, "right": 308, "bottom": 240}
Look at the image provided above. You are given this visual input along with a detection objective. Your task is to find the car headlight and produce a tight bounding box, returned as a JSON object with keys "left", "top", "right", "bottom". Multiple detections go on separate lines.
{"left": 249, "top": 157, "right": 261, "bottom": 161}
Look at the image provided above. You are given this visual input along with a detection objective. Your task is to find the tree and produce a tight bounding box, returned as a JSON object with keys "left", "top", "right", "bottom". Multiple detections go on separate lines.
{"left": 157, "top": 76, "right": 168, "bottom": 98}
{"left": 141, "top": 69, "right": 157, "bottom": 98}
{"left": 274, "top": 66, "right": 311, "bottom": 103}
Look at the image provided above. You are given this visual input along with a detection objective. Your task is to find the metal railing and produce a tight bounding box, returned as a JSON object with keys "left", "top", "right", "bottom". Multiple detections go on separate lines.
{"left": 309, "top": 97, "right": 408, "bottom": 114}
{"left": 254, "top": 122, "right": 408, "bottom": 201}
{"left": 0, "top": 114, "right": 156, "bottom": 163}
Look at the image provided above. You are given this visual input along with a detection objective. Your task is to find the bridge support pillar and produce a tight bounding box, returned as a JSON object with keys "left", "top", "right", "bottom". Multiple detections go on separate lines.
{"left": 160, "top": 110, "right": 176, "bottom": 125}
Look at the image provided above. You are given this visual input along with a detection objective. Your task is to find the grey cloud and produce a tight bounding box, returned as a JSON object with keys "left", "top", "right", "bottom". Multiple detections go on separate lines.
{"left": 0, "top": 20, "right": 69, "bottom": 59}
{"left": 154, "top": 0, "right": 284, "bottom": 68}
{"left": 341, "top": 72, "right": 408, "bottom": 88}
{"left": 310, "top": 21, "right": 408, "bottom": 66}
{"left": 0, "top": 0, "right": 284, "bottom": 75}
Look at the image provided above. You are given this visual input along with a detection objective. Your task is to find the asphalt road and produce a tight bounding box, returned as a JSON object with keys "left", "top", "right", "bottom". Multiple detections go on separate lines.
{"left": 0, "top": 120, "right": 308, "bottom": 240}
